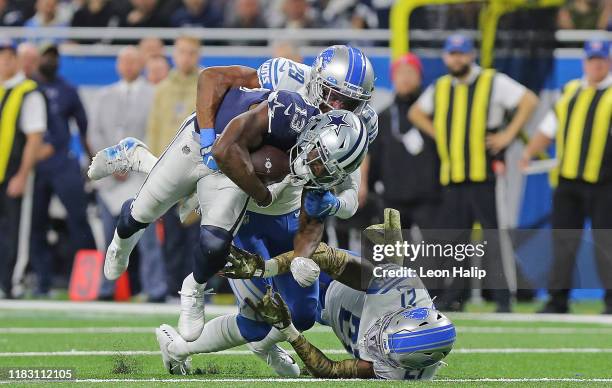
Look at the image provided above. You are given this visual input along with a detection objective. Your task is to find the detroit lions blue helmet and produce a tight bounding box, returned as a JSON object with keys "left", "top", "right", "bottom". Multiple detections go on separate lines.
{"left": 307, "top": 45, "right": 375, "bottom": 114}
{"left": 290, "top": 109, "right": 368, "bottom": 190}
{"left": 361, "top": 307, "right": 456, "bottom": 370}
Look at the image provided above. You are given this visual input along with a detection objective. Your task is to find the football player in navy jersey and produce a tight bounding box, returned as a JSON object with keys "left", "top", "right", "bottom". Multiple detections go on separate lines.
{"left": 88, "top": 46, "right": 377, "bottom": 375}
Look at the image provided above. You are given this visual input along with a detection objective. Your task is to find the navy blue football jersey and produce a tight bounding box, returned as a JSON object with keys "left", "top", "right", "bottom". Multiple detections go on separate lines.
{"left": 214, "top": 87, "right": 319, "bottom": 153}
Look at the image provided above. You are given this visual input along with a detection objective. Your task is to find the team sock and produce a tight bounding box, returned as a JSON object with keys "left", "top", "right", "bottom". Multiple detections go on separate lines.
{"left": 182, "top": 314, "right": 246, "bottom": 355}
{"left": 246, "top": 327, "right": 286, "bottom": 353}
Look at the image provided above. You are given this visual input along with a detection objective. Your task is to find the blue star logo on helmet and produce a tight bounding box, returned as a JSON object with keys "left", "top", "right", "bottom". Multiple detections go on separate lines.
{"left": 322, "top": 113, "right": 351, "bottom": 136}
{"left": 402, "top": 307, "right": 430, "bottom": 320}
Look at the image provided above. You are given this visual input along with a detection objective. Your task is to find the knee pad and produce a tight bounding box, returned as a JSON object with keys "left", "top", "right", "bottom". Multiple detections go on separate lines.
{"left": 236, "top": 315, "right": 271, "bottom": 342}
{"left": 193, "top": 225, "right": 233, "bottom": 283}
{"left": 117, "top": 199, "right": 149, "bottom": 239}
{"left": 288, "top": 297, "right": 318, "bottom": 331}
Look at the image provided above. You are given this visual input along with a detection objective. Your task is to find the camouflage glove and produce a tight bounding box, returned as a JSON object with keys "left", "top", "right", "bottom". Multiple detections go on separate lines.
{"left": 245, "top": 286, "right": 293, "bottom": 330}
{"left": 221, "top": 245, "right": 266, "bottom": 279}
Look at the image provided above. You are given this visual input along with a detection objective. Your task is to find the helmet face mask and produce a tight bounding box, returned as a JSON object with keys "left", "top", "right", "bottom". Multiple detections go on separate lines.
{"left": 289, "top": 109, "right": 367, "bottom": 190}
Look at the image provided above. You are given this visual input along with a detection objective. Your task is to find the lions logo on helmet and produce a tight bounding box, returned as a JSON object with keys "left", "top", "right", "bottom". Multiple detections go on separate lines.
{"left": 289, "top": 109, "right": 368, "bottom": 190}
{"left": 362, "top": 306, "right": 456, "bottom": 370}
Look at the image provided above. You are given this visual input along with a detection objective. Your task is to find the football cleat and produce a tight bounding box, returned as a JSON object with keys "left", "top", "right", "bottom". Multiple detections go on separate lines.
{"left": 177, "top": 276, "right": 206, "bottom": 341}
{"left": 104, "top": 229, "right": 144, "bottom": 280}
{"left": 88, "top": 137, "right": 148, "bottom": 180}
{"left": 248, "top": 343, "right": 300, "bottom": 377}
{"left": 156, "top": 324, "right": 192, "bottom": 375}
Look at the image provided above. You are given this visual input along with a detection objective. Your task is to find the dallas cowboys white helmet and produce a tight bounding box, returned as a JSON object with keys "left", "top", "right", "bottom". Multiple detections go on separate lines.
{"left": 307, "top": 45, "right": 375, "bottom": 114}
{"left": 290, "top": 109, "right": 368, "bottom": 190}
{"left": 361, "top": 307, "right": 455, "bottom": 370}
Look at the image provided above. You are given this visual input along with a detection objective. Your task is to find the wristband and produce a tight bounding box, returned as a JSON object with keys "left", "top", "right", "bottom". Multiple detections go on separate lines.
{"left": 199, "top": 128, "right": 216, "bottom": 148}
{"left": 280, "top": 323, "right": 301, "bottom": 342}
{"left": 263, "top": 259, "right": 279, "bottom": 277}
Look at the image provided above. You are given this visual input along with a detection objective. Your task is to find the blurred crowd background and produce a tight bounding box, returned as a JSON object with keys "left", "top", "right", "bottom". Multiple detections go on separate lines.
{"left": 0, "top": 0, "right": 611, "bottom": 314}
{"left": 0, "top": 0, "right": 610, "bottom": 34}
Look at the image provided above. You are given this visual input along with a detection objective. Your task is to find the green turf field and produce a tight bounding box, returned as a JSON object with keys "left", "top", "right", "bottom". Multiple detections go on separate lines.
{"left": 1, "top": 301, "right": 612, "bottom": 387}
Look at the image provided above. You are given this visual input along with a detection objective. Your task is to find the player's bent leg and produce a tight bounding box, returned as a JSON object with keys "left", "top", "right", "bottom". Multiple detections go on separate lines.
{"left": 178, "top": 174, "right": 250, "bottom": 340}
{"left": 178, "top": 225, "right": 233, "bottom": 341}
{"left": 104, "top": 118, "right": 207, "bottom": 281}
{"left": 88, "top": 137, "right": 157, "bottom": 180}
{"left": 104, "top": 199, "right": 148, "bottom": 280}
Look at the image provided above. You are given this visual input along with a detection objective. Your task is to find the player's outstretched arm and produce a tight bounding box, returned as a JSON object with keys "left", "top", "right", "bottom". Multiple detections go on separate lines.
{"left": 213, "top": 101, "right": 272, "bottom": 206}
{"left": 196, "top": 66, "right": 260, "bottom": 129}
{"left": 245, "top": 287, "right": 375, "bottom": 379}
{"left": 223, "top": 242, "right": 372, "bottom": 292}
{"left": 292, "top": 190, "right": 326, "bottom": 259}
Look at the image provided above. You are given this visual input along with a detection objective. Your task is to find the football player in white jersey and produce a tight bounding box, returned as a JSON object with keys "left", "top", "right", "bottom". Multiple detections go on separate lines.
{"left": 89, "top": 46, "right": 379, "bottom": 375}
{"left": 156, "top": 209, "right": 456, "bottom": 380}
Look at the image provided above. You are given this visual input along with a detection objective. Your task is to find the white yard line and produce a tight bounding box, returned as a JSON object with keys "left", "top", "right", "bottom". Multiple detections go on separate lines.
{"left": 3, "top": 301, "right": 612, "bottom": 324}
{"left": 2, "top": 348, "right": 612, "bottom": 357}
{"left": 4, "top": 326, "right": 612, "bottom": 335}
{"left": 1, "top": 378, "right": 612, "bottom": 384}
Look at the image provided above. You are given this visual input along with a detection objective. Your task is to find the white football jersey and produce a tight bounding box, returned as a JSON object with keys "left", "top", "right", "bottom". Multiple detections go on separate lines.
{"left": 319, "top": 268, "right": 440, "bottom": 380}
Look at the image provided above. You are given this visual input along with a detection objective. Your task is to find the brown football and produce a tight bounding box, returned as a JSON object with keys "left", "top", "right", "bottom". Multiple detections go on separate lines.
{"left": 251, "top": 145, "right": 290, "bottom": 184}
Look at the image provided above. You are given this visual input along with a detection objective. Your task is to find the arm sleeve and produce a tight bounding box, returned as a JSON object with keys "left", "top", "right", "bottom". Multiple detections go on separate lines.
{"left": 494, "top": 73, "right": 528, "bottom": 110}
{"left": 334, "top": 169, "right": 360, "bottom": 219}
{"left": 416, "top": 85, "right": 435, "bottom": 115}
{"left": 360, "top": 103, "right": 379, "bottom": 144}
{"left": 20, "top": 91, "right": 47, "bottom": 134}
{"left": 538, "top": 110, "right": 558, "bottom": 139}
{"left": 258, "top": 57, "right": 307, "bottom": 91}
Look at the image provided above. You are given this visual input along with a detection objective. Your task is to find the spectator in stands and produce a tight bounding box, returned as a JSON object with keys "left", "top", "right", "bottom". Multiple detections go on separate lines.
{"left": 369, "top": 53, "right": 440, "bottom": 231}
{"left": 0, "top": 39, "right": 45, "bottom": 299}
{"left": 271, "top": 40, "right": 302, "bottom": 62}
{"left": 146, "top": 36, "right": 201, "bottom": 298}
{"left": 89, "top": 46, "right": 166, "bottom": 302}
{"left": 138, "top": 37, "right": 164, "bottom": 61}
{"left": 558, "top": 0, "right": 610, "bottom": 30}
{"left": 225, "top": 0, "right": 266, "bottom": 28}
{"left": 170, "top": 0, "right": 224, "bottom": 28}
{"left": 71, "top": 0, "right": 120, "bottom": 28}
{"left": 17, "top": 42, "right": 40, "bottom": 79}
{"left": 145, "top": 54, "right": 170, "bottom": 85}
{"left": 120, "top": 0, "right": 167, "bottom": 28}
{"left": 0, "top": 0, "right": 26, "bottom": 26}
{"left": 278, "top": 0, "right": 319, "bottom": 29}
{"left": 25, "top": 0, "right": 72, "bottom": 28}
{"left": 30, "top": 44, "right": 96, "bottom": 297}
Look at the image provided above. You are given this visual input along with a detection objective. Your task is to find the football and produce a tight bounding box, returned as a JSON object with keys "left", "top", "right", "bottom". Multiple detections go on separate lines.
{"left": 251, "top": 145, "right": 290, "bottom": 184}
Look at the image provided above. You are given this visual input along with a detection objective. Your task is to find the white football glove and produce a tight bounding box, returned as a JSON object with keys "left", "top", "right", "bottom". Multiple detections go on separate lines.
{"left": 290, "top": 257, "right": 320, "bottom": 287}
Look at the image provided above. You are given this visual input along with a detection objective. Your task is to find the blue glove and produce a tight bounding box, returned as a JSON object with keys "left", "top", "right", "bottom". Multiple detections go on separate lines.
{"left": 304, "top": 190, "right": 340, "bottom": 218}
{"left": 199, "top": 128, "right": 218, "bottom": 170}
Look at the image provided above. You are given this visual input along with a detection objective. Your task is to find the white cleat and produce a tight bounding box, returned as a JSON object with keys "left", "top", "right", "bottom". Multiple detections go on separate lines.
{"left": 156, "top": 324, "right": 192, "bottom": 375}
{"left": 178, "top": 276, "right": 206, "bottom": 341}
{"left": 248, "top": 343, "right": 301, "bottom": 377}
{"left": 88, "top": 137, "right": 148, "bottom": 180}
{"left": 104, "top": 229, "right": 144, "bottom": 281}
